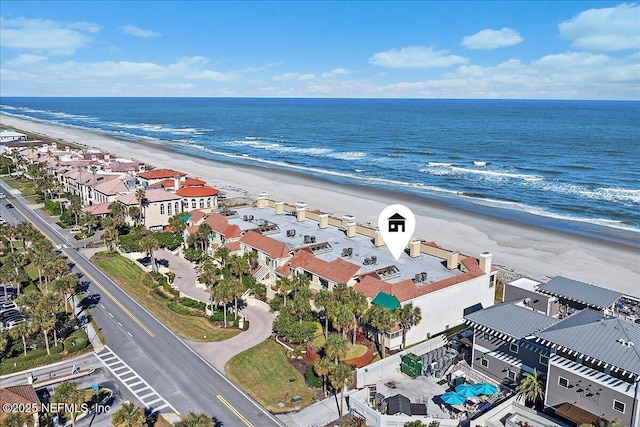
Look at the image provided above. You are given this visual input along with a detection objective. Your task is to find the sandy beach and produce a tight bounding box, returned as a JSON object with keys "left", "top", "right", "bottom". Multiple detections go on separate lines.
{"left": 2, "top": 114, "right": 639, "bottom": 296}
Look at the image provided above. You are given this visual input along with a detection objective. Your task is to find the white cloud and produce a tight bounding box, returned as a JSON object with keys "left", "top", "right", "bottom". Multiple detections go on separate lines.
{"left": 298, "top": 74, "right": 315, "bottom": 81}
{"left": 369, "top": 46, "right": 468, "bottom": 68}
{"left": 273, "top": 72, "right": 300, "bottom": 81}
{"left": 5, "top": 53, "right": 48, "bottom": 67}
{"left": 462, "top": 28, "right": 523, "bottom": 50}
{"left": 0, "top": 17, "right": 100, "bottom": 55}
{"left": 559, "top": 3, "right": 640, "bottom": 51}
{"left": 120, "top": 25, "right": 161, "bottom": 38}
{"left": 321, "top": 68, "right": 351, "bottom": 78}
{"left": 185, "top": 70, "right": 238, "bottom": 81}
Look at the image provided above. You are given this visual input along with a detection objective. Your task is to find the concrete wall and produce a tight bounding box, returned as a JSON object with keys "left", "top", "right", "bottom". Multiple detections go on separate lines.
{"left": 404, "top": 273, "right": 494, "bottom": 347}
{"left": 355, "top": 335, "right": 447, "bottom": 387}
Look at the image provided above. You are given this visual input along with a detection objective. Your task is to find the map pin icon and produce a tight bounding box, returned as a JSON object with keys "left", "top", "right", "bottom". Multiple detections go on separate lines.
{"left": 378, "top": 204, "right": 416, "bottom": 261}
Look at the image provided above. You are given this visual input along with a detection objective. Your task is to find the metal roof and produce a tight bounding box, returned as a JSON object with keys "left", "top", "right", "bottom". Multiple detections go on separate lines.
{"left": 386, "top": 394, "right": 411, "bottom": 416}
{"left": 464, "top": 301, "right": 557, "bottom": 339}
{"left": 535, "top": 309, "right": 640, "bottom": 376}
{"left": 536, "top": 276, "right": 622, "bottom": 309}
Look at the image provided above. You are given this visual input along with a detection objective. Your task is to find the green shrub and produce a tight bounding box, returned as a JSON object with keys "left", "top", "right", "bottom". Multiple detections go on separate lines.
{"left": 168, "top": 302, "right": 192, "bottom": 315}
{"left": 153, "top": 232, "right": 183, "bottom": 250}
{"left": 211, "top": 310, "right": 237, "bottom": 322}
{"left": 150, "top": 271, "right": 167, "bottom": 285}
{"left": 305, "top": 365, "right": 323, "bottom": 388}
{"left": 273, "top": 314, "right": 317, "bottom": 344}
{"left": 43, "top": 199, "right": 62, "bottom": 216}
{"left": 143, "top": 277, "right": 156, "bottom": 287}
{"left": 64, "top": 330, "right": 89, "bottom": 354}
{"left": 180, "top": 297, "right": 206, "bottom": 311}
{"left": 119, "top": 233, "right": 142, "bottom": 252}
{"left": 166, "top": 271, "right": 175, "bottom": 283}
{"left": 162, "top": 283, "right": 179, "bottom": 297}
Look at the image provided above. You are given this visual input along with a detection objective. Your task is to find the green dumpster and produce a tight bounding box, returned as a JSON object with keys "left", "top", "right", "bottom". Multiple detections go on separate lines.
{"left": 401, "top": 352, "right": 422, "bottom": 378}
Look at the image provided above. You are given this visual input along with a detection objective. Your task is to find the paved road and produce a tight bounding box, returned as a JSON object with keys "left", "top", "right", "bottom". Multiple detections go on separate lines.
{"left": 0, "top": 179, "right": 282, "bottom": 427}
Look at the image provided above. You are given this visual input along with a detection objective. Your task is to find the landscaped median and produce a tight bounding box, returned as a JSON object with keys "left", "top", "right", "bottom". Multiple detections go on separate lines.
{"left": 90, "top": 251, "right": 240, "bottom": 342}
{"left": 226, "top": 340, "right": 316, "bottom": 413}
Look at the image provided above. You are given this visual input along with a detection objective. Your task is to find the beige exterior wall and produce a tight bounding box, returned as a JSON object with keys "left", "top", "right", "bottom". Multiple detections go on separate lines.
{"left": 143, "top": 199, "right": 183, "bottom": 230}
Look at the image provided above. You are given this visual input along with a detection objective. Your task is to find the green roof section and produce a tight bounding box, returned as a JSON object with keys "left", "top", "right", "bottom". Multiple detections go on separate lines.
{"left": 181, "top": 213, "right": 191, "bottom": 221}
{"left": 372, "top": 292, "right": 400, "bottom": 311}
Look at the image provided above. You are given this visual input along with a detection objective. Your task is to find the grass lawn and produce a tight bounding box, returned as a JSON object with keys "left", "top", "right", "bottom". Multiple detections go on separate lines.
{"left": 2, "top": 176, "right": 37, "bottom": 196}
{"left": 91, "top": 251, "right": 239, "bottom": 342}
{"left": 311, "top": 335, "right": 368, "bottom": 360}
{"left": 226, "top": 340, "right": 316, "bottom": 413}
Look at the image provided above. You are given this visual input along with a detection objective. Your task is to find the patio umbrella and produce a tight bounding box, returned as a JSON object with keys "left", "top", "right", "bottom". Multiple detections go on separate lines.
{"left": 473, "top": 382, "right": 498, "bottom": 395}
{"left": 455, "top": 384, "right": 479, "bottom": 398}
{"left": 441, "top": 392, "right": 466, "bottom": 406}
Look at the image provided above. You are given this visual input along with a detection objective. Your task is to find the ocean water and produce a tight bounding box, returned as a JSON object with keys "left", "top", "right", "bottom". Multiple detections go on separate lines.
{"left": 1, "top": 98, "right": 639, "bottom": 244}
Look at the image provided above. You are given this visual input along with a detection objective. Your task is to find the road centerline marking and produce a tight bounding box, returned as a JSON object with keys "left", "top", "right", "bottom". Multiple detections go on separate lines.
{"left": 217, "top": 394, "right": 254, "bottom": 427}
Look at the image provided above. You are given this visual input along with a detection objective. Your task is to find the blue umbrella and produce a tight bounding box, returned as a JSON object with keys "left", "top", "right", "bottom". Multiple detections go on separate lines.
{"left": 473, "top": 382, "right": 498, "bottom": 395}
{"left": 441, "top": 391, "right": 466, "bottom": 405}
{"left": 456, "top": 383, "right": 479, "bottom": 398}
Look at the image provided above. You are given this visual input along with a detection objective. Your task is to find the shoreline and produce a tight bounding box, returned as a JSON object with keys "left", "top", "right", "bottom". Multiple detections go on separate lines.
{"left": 2, "top": 114, "right": 639, "bottom": 296}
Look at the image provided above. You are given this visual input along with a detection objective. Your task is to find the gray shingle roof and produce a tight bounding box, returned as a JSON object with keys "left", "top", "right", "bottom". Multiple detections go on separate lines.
{"left": 536, "top": 309, "right": 640, "bottom": 375}
{"left": 536, "top": 276, "right": 622, "bottom": 309}
{"left": 464, "top": 301, "right": 557, "bottom": 339}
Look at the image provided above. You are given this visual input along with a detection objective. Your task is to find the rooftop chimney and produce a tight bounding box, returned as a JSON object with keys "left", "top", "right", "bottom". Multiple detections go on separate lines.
{"left": 479, "top": 252, "right": 492, "bottom": 274}
{"left": 409, "top": 240, "right": 421, "bottom": 258}
{"left": 346, "top": 221, "right": 356, "bottom": 238}
{"left": 275, "top": 201, "right": 284, "bottom": 215}
{"left": 296, "top": 202, "right": 307, "bottom": 222}
{"left": 318, "top": 213, "right": 329, "bottom": 229}
{"left": 446, "top": 251, "right": 460, "bottom": 270}
{"left": 374, "top": 229, "right": 384, "bottom": 247}
{"left": 256, "top": 192, "right": 268, "bottom": 209}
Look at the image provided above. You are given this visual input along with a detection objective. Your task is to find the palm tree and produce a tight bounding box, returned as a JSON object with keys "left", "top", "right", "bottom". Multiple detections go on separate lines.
{"left": 140, "top": 234, "right": 160, "bottom": 272}
{"left": 9, "top": 320, "right": 34, "bottom": 356}
{"left": 516, "top": 368, "right": 544, "bottom": 409}
{"left": 135, "top": 187, "right": 146, "bottom": 225}
{"left": 174, "top": 412, "right": 216, "bottom": 427}
{"left": 396, "top": 302, "right": 422, "bottom": 350}
{"left": 330, "top": 302, "right": 352, "bottom": 340}
{"left": 68, "top": 197, "right": 82, "bottom": 226}
{"left": 111, "top": 401, "right": 146, "bottom": 427}
{"left": 211, "top": 279, "right": 233, "bottom": 327}
{"left": 2, "top": 412, "right": 34, "bottom": 427}
{"left": 347, "top": 289, "right": 369, "bottom": 345}
{"left": 80, "top": 211, "right": 98, "bottom": 234}
{"left": 275, "top": 276, "right": 294, "bottom": 307}
{"left": 41, "top": 292, "right": 63, "bottom": 346}
{"left": 51, "top": 381, "right": 83, "bottom": 427}
{"left": 108, "top": 201, "right": 126, "bottom": 224}
{"left": 324, "top": 333, "right": 348, "bottom": 365}
{"left": 329, "top": 362, "right": 353, "bottom": 417}
{"left": 33, "top": 301, "right": 55, "bottom": 356}
{"left": 313, "top": 356, "right": 334, "bottom": 397}
{"left": 31, "top": 241, "right": 55, "bottom": 287}
{"left": 228, "top": 255, "right": 250, "bottom": 316}
{"left": 314, "top": 289, "right": 333, "bottom": 339}
{"left": 364, "top": 304, "right": 396, "bottom": 359}
{"left": 168, "top": 213, "right": 186, "bottom": 235}
{"left": 5, "top": 251, "right": 25, "bottom": 295}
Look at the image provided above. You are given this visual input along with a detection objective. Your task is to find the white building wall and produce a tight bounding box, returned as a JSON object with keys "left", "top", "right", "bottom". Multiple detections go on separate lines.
{"left": 404, "top": 274, "right": 494, "bottom": 347}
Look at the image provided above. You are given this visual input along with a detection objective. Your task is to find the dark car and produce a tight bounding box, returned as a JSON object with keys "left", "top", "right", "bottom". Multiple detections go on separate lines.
{"left": 5, "top": 203, "right": 14, "bottom": 209}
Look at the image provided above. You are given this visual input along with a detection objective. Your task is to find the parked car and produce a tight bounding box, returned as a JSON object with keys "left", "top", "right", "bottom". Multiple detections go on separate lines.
{"left": 0, "top": 308, "right": 20, "bottom": 320}
{"left": 0, "top": 193, "right": 6, "bottom": 199}
{"left": 0, "top": 302, "right": 18, "bottom": 311}
{"left": 4, "top": 316, "right": 29, "bottom": 329}
{"left": 6, "top": 203, "right": 14, "bottom": 208}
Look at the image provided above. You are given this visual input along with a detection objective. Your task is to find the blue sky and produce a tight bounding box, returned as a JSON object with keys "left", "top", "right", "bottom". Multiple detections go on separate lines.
{"left": 1, "top": 1, "right": 638, "bottom": 99}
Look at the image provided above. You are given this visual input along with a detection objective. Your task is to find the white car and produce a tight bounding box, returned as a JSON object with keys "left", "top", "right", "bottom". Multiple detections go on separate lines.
{"left": 0, "top": 193, "right": 6, "bottom": 199}
{"left": 0, "top": 302, "right": 18, "bottom": 313}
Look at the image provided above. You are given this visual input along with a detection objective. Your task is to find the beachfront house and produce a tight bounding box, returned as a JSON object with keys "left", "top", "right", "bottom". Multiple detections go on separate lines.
{"left": 239, "top": 230, "right": 292, "bottom": 287}
{"left": 136, "top": 168, "right": 187, "bottom": 189}
{"left": 176, "top": 185, "right": 220, "bottom": 212}
{"left": 465, "top": 302, "right": 640, "bottom": 427}
{"left": 0, "top": 130, "right": 28, "bottom": 142}
{"left": 116, "top": 188, "right": 183, "bottom": 230}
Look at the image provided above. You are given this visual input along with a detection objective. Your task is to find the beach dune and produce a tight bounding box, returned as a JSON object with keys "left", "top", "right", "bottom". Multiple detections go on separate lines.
{"left": 1, "top": 114, "right": 639, "bottom": 296}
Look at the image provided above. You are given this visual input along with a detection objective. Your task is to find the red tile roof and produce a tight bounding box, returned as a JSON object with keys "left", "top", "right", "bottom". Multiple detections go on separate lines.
{"left": 354, "top": 257, "right": 486, "bottom": 303}
{"left": 224, "top": 241, "right": 242, "bottom": 252}
{"left": 240, "top": 230, "right": 290, "bottom": 259}
{"left": 185, "top": 225, "right": 199, "bottom": 235}
{"left": 223, "top": 224, "right": 242, "bottom": 239}
{"left": 150, "top": 178, "right": 177, "bottom": 189}
{"left": 187, "top": 209, "right": 206, "bottom": 223}
{"left": 137, "top": 168, "right": 186, "bottom": 180}
{"left": 81, "top": 202, "right": 112, "bottom": 215}
{"left": 285, "top": 250, "right": 361, "bottom": 284}
{"left": 0, "top": 385, "right": 41, "bottom": 419}
{"left": 203, "top": 213, "right": 229, "bottom": 233}
{"left": 176, "top": 186, "right": 220, "bottom": 197}
{"left": 117, "top": 189, "right": 181, "bottom": 205}
{"left": 182, "top": 177, "right": 206, "bottom": 187}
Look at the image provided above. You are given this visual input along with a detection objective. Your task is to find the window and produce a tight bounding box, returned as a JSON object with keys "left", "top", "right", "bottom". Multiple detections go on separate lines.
{"left": 558, "top": 376, "right": 569, "bottom": 388}
{"left": 207, "top": 198, "right": 212, "bottom": 207}
{"left": 168, "top": 203, "right": 172, "bottom": 215}
{"left": 483, "top": 332, "right": 491, "bottom": 341}
{"left": 191, "top": 199, "right": 196, "bottom": 209}
{"left": 510, "top": 342, "right": 519, "bottom": 354}
{"left": 507, "top": 370, "right": 516, "bottom": 381}
{"left": 489, "top": 274, "right": 495, "bottom": 288}
{"left": 160, "top": 204, "right": 165, "bottom": 215}
{"left": 175, "top": 202, "right": 180, "bottom": 213}
{"left": 199, "top": 199, "right": 204, "bottom": 208}
{"left": 540, "top": 354, "right": 549, "bottom": 366}
{"left": 481, "top": 358, "right": 489, "bottom": 368}
{"left": 613, "top": 400, "right": 625, "bottom": 413}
